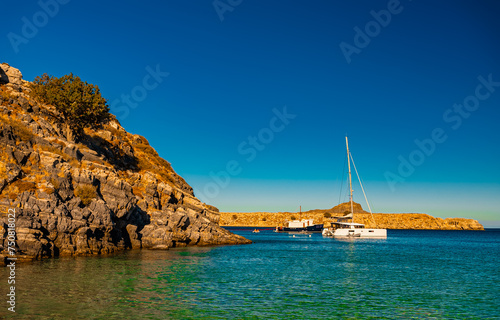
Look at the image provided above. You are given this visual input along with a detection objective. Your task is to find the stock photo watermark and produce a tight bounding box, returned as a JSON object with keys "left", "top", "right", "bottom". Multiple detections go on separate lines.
{"left": 213, "top": 0, "right": 243, "bottom": 21}
{"left": 110, "top": 65, "right": 169, "bottom": 121}
{"left": 200, "top": 106, "right": 296, "bottom": 200}
{"left": 6, "top": 208, "right": 17, "bottom": 313}
{"left": 340, "top": 0, "right": 406, "bottom": 64}
{"left": 384, "top": 74, "right": 499, "bottom": 191}
{"left": 7, "top": 0, "right": 70, "bottom": 53}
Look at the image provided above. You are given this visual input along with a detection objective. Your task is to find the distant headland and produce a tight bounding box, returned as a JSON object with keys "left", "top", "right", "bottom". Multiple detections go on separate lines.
{"left": 220, "top": 202, "right": 484, "bottom": 230}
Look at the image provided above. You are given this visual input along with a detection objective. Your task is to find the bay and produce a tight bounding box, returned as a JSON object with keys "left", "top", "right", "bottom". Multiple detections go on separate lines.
{"left": 1, "top": 229, "right": 499, "bottom": 319}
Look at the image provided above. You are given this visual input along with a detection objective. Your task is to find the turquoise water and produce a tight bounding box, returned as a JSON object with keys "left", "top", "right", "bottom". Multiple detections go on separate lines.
{"left": 1, "top": 229, "right": 499, "bottom": 319}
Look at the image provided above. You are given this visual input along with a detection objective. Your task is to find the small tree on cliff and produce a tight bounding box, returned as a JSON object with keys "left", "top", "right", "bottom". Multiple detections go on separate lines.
{"left": 30, "top": 73, "right": 110, "bottom": 141}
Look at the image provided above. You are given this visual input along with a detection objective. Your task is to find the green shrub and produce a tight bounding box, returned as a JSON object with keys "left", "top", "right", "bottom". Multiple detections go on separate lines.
{"left": 323, "top": 212, "right": 331, "bottom": 218}
{"left": 30, "top": 73, "right": 110, "bottom": 141}
{"left": 74, "top": 184, "right": 97, "bottom": 206}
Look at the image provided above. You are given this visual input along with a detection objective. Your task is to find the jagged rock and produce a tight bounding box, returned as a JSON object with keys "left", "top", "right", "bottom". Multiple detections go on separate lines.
{"left": 39, "top": 212, "right": 57, "bottom": 232}
{"left": 63, "top": 144, "right": 83, "bottom": 160}
{"left": 80, "top": 149, "right": 102, "bottom": 163}
{"left": 16, "top": 227, "right": 46, "bottom": 258}
{"left": 0, "top": 63, "right": 250, "bottom": 264}
{"left": 0, "top": 126, "right": 16, "bottom": 146}
{"left": 87, "top": 200, "right": 113, "bottom": 228}
{"left": 5, "top": 163, "right": 21, "bottom": 184}
{"left": 55, "top": 177, "right": 73, "bottom": 201}
{"left": 39, "top": 152, "right": 62, "bottom": 169}
{"left": 72, "top": 168, "right": 96, "bottom": 185}
{"left": 140, "top": 225, "right": 172, "bottom": 249}
{"left": 13, "top": 149, "right": 29, "bottom": 165}
{"left": 32, "top": 117, "right": 57, "bottom": 138}
{"left": 125, "top": 224, "right": 141, "bottom": 249}
{"left": 18, "top": 96, "right": 32, "bottom": 112}
{"left": 169, "top": 211, "right": 190, "bottom": 229}
{"left": 0, "top": 63, "right": 23, "bottom": 86}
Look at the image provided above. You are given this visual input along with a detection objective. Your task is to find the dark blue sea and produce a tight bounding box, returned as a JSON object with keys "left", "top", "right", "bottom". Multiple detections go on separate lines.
{"left": 2, "top": 229, "right": 499, "bottom": 319}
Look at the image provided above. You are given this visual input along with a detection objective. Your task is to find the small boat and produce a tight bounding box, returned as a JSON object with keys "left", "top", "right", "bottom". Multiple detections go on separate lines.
{"left": 322, "top": 137, "right": 387, "bottom": 238}
{"left": 275, "top": 219, "right": 323, "bottom": 232}
{"left": 275, "top": 206, "right": 323, "bottom": 233}
{"left": 252, "top": 229, "right": 260, "bottom": 233}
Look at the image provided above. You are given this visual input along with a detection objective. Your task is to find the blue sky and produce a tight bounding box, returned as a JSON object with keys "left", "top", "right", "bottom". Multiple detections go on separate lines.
{"left": 3, "top": 0, "right": 500, "bottom": 226}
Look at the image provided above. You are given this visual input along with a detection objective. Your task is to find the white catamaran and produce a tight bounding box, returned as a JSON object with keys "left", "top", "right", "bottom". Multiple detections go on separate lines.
{"left": 322, "top": 137, "right": 387, "bottom": 238}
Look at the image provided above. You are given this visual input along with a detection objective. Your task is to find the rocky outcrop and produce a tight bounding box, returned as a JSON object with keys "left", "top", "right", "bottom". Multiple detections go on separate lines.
{"left": 0, "top": 64, "right": 250, "bottom": 264}
{"left": 220, "top": 202, "right": 484, "bottom": 230}
{"left": 0, "top": 63, "right": 25, "bottom": 91}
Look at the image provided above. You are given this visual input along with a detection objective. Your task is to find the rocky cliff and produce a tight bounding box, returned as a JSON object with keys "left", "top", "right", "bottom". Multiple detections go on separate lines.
{"left": 0, "top": 63, "right": 250, "bottom": 263}
{"left": 221, "top": 202, "right": 484, "bottom": 230}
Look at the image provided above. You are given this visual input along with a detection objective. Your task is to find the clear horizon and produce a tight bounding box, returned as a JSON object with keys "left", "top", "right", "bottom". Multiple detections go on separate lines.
{"left": 3, "top": 0, "right": 500, "bottom": 227}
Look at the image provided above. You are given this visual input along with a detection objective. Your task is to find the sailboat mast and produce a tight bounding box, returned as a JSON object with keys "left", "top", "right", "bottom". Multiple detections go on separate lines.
{"left": 346, "top": 136, "right": 354, "bottom": 221}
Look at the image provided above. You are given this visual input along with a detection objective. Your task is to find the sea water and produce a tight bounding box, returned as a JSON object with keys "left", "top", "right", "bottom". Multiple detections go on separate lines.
{"left": 1, "top": 229, "right": 499, "bottom": 319}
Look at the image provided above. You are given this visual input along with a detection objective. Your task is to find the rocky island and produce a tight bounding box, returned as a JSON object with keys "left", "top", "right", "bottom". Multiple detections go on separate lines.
{"left": 0, "top": 63, "right": 250, "bottom": 264}
{"left": 221, "top": 202, "right": 484, "bottom": 230}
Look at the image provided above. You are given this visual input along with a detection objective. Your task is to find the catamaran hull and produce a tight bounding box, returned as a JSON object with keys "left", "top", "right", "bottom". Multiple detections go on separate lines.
{"left": 323, "top": 228, "right": 387, "bottom": 238}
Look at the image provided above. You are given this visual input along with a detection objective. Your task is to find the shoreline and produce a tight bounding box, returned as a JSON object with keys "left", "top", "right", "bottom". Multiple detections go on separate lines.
{"left": 220, "top": 212, "right": 485, "bottom": 231}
